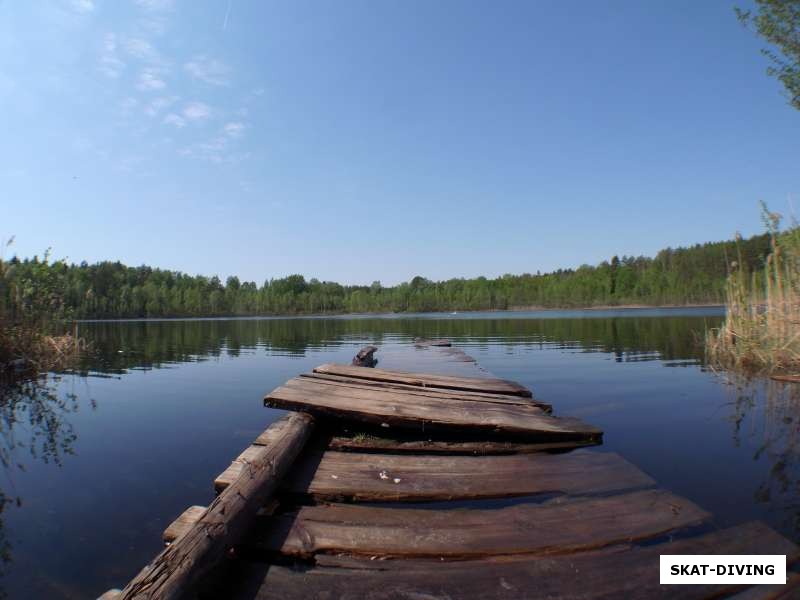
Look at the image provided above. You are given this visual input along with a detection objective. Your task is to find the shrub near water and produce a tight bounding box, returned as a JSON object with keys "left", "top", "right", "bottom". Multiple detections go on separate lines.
{"left": 0, "top": 242, "right": 80, "bottom": 377}
{"left": 707, "top": 205, "right": 800, "bottom": 375}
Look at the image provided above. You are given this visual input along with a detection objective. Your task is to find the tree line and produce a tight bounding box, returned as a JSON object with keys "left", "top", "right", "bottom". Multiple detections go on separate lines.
{"left": 0, "top": 232, "right": 773, "bottom": 320}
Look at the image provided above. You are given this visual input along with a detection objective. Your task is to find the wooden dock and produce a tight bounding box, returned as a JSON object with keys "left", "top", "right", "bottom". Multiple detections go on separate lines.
{"left": 103, "top": 349, "right": 800, "bottom": 600}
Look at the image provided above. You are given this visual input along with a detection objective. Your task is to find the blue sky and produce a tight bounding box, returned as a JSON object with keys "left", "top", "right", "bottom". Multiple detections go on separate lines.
{"left": 2, "top": 0, "right": 799, "bottom": 285}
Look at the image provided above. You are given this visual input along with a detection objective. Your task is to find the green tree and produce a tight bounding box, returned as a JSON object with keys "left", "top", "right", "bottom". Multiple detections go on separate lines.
{"left": 737, "top": 1, "right": 800, "bottom": 110}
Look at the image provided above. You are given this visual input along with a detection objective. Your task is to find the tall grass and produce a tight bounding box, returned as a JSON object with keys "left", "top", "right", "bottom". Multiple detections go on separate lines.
{"left": 706, "top": 204, "right": 800, "bottom": 375}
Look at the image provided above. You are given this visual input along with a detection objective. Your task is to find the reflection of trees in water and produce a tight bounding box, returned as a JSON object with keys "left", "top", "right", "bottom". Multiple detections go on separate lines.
{"left": 0, "top": 374, "right": 80, "bottom": 588}
{"left": 77, "top": 315, "right": 722, "bottom": 374}
{"left": 725, "top": 375, "right": 800, "bottom": 534}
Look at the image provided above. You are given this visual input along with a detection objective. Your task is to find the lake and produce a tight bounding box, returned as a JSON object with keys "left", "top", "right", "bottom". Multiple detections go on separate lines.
{"left": 2, "top": 307, "right": 799, "bottom": 598}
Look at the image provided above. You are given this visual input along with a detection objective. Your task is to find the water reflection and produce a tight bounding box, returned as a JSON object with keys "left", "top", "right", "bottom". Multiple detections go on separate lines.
{"left": 14, "top": 309, "right": 792, "bottom": 599}
{"left": 75, "top": 311, "right": 721, "bottom": 375}
{"left": 0, "top": 373, "right": 81, "bottom": 590}
{"left": 723, "top": 374, "right": 800, "bottom": 535}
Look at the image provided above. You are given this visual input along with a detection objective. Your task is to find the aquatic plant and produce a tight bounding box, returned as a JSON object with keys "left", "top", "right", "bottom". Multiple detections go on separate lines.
{"left": 706, "top": 203, "right": 800, "bottom": 375}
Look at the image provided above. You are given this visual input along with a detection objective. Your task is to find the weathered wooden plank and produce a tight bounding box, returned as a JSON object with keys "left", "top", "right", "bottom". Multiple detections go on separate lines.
{"left": 296, "top": 373, "right": 552, "bottom": 411}
{"left": 265, "top": 382, "right": 598, "bottom": 441}
{"left": 117, "top": 412, "right": 314, "bottom": 600}
{"left": 224, "top": 521, "right": 799, "bottom": 600}
{"left": 281, "top": 450, "right": 655, "bottom": 502}
{"left": 313, "top": 363, "right": 532, "bottom": 397}
{"left": 282, "top": 378, "right": 551, "bottom": 417}
{"left": 162, "top": 506, "right": 206, "bottom": 545}
{"left": 328, "top": 434, "right": 595, "bottom": 455}
{"left": 258, "top": 489, "right": 710, "bottom": 559}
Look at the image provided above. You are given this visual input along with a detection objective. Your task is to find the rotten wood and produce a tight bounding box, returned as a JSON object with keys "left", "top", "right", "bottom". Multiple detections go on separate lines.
{"left": 313, "top": 363, "right": 532, "bottom": 397}
{"left": 223, "top": 521, "right": 799, "bottom": 600}
{"left": 257, "top": 488, "right": 710, "bottom": 559}
{"left": 117, "top": 412, "right": 314, "bottom": 600}
{"left": 281, "top": 449, "right": 654, "bottom": 502}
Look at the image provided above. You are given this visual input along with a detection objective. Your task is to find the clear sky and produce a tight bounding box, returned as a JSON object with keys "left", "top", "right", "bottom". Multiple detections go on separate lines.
{"left": 2, "top": 0, "right": 799, "bottom": 285}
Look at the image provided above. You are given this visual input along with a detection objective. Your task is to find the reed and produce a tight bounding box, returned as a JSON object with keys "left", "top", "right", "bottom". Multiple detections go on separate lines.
{"left": 706, "top": 204, "right": 800, "bottom": 375}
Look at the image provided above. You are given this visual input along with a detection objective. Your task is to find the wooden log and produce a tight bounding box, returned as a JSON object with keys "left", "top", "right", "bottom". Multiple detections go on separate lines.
{"left": 296, "top": 373, "right": 552, "bottom": 411}
{"left": 281, "top": 450, "right": 655, "bottom": 502}
{"left": 162, "top": 506, "right": 206, "bottom": 545}
{"left": 223, "top": 521, "right": 800, "bottom": 600}
{"left": 313, "top": 363, "right": 532, "bottom": 397}
{"left": 97, "top": 591, "right": 121, "bottom": 600}
{"left": 257, "top": 488, "right": 710, "bottom": 559}
{"left": 265, "top": 381, "right": 597, "bottom": 441}
{"left": 117, "top": 412, "right": 314, "bottom": 600}
{"left": 351, "top": 345, "right": 378, "bottom": 367}
{"left": 328, "top": 434, "right": 594, "bottom": 455}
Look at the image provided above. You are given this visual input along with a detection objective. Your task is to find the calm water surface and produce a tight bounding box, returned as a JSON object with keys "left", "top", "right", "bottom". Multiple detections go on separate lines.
{"left": 2, "top": 307, "right": 799, "bottom": 598}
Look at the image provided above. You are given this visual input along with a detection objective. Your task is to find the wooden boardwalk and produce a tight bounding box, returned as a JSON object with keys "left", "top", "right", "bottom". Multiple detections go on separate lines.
{"left": 104, "top": 349, "right": 800, "bottom": 600}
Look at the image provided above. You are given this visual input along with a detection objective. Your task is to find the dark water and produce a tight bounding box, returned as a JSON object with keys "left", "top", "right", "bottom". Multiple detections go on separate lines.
{"left": 2, "top": 307, "right": 799, "bottom": 598}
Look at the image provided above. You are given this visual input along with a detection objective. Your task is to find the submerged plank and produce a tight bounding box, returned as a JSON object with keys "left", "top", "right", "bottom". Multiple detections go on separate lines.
{"left": 296, "top": 373, "right": 552, "bottom": 410}
{"left": 118, "top": 413, "right": 315, "bottom": 600}
{"left": 258, "top": 489, "right": 710, "bottom": 559}
{"left": 414, "top": 338, "right": 452, "bottom": 347}
{"left": 313, "top": 363, "right": 532, "bottom": 397}
{"left": 226, "top": 521, "right": 799, "bottom": 600}
{"left": 265, "top": 382, "right": 598, "bottom": 441}
{"left": 328, "top": 435, "right": 595, "bottom": 455}
{"left": 281, "top": 450, "right": 655, "bottom": 502}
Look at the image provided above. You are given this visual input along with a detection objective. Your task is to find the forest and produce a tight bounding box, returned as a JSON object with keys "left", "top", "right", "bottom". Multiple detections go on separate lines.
{"left": 0, "top": 231, "right": 774, "bottom": 320}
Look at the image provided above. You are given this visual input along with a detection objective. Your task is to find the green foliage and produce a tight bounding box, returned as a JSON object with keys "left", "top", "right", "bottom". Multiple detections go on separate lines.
{"left": 0, "top": 232, "right": 775, "bottom": 319}
{"left": 737, "top": 0, "right": 800, "bottom": 110}
{"left": 1, "top": 242, "right": 79, "bottom": 370}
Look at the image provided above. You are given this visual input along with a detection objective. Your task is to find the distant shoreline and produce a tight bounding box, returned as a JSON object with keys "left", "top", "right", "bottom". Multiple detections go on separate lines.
{"left": 75, "top": 304, "right": 725, "bottom": 323}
